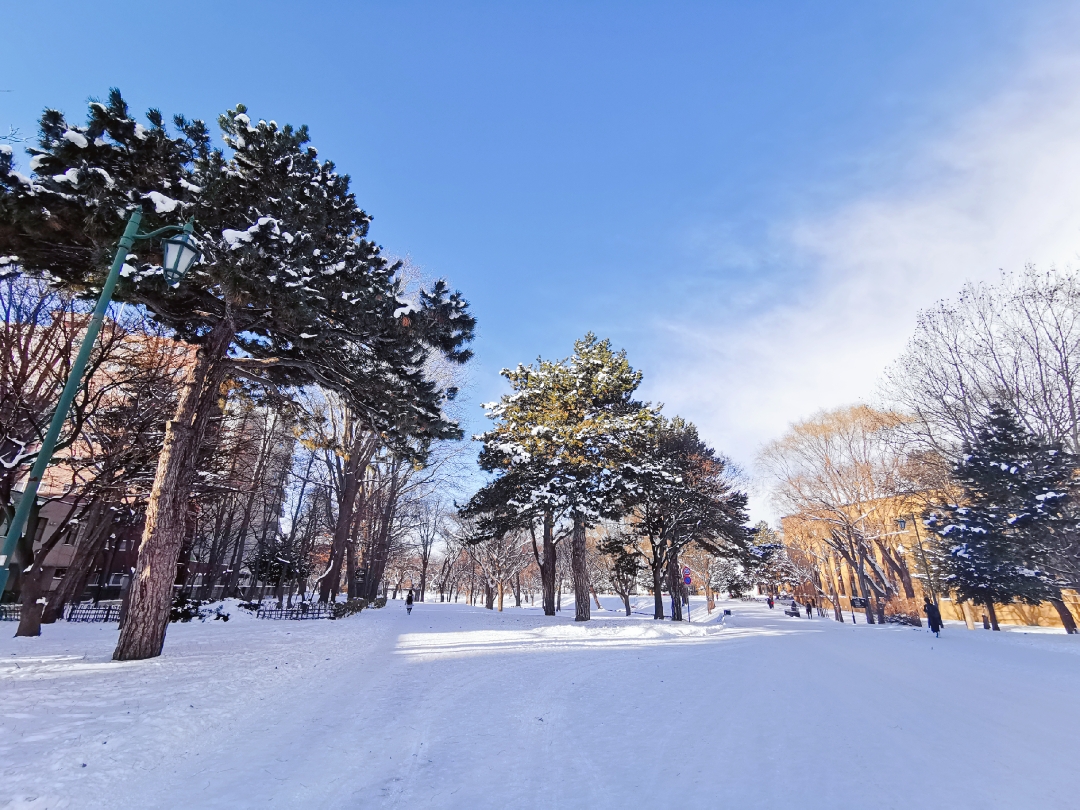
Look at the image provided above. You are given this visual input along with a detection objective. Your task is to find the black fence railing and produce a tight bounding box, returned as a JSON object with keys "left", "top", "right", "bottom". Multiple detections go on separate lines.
{"left": 256, "top": 598, "right": 367, "bottom": 620}
{"left": 66, "top": 603, "right": 122, "bottom": 623}
{"left": 0, "top": 605, "right": 20, "bottom": 621}
{"left": 256, "top": 603, "right": 335, "bottom": 620}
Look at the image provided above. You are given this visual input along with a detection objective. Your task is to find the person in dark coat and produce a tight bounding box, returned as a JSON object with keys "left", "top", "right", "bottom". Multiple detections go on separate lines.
{"left": 805, "top": 600, "right": 813, "bottom": 618}
{"left": 406, "top": 589, "right": 414, "bottom": 615}
{"left": 924, "top": 598, "right": 942, "bottom": 637}
{"left": 767, "top": 595, "right": 774, "bottom": 609}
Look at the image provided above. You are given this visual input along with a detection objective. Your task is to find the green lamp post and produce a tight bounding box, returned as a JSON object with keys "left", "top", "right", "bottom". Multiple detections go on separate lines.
{"left": 0, "top": 208, "right": 201, "bottom": 596}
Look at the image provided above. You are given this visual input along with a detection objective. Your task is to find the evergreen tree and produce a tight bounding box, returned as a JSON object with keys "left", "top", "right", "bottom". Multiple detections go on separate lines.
{"left": 925, "top": 404, "right": 1078, "bottom": 631}
{"left": 598, "top": 531, "right": 643, "bottom": 616}
{"left": 709, "top": 557, "right": 755, "bottom": 599}
{"left": 745, "top": 523, "right": 799, "bottom": 595}
{"left": 625, "top": 416, "right": 749, "bottom": 620}
{"left": 469, "top": 334, "right": 656, "bottom": 621}
{"left": 0, "top": 91, "right": 475, "bottom": 658}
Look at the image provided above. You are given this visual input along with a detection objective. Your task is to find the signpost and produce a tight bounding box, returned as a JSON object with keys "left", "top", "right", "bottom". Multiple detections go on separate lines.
{"left": 849, "top": 596, "right": 867, "bottom": 624}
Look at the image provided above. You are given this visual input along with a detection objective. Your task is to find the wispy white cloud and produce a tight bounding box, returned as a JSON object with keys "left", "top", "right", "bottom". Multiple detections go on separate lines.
{"left": 644, "top": 35, "right": 1080, "bottom": 520}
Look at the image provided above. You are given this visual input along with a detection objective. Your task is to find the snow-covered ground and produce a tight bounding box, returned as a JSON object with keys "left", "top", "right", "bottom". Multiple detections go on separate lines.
{"left": 2, "top": 596, "right": 1078, "bottom": 809}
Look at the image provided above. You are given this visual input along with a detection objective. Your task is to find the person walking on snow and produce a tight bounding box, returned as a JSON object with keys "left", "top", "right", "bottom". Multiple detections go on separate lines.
{"left": 805, "top": 600, "right": 813, "bottom": 618}
{"left": 767, "top": 595, "right": 774, "bottom": 609}
{"left": 406, "top": 589, "right": 414, "bottom": 615}
{"left": 924, "top": 598, "right": 942, "bottom": 637}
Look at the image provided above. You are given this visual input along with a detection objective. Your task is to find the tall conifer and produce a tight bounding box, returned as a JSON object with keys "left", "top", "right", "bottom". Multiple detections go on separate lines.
{"left": 470, "top": 334, "right": 655, "bottom": 621}
{"left": 0, "top": 91, "right": 474, "bottom": 657}
{"left": 926, "top": 404, "right": 1077, "bottom": 630}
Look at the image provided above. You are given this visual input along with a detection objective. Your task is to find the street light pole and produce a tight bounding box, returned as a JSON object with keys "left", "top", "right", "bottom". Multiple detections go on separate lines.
{"left": 0, "top": 209, "right": 200, "bottom": 596}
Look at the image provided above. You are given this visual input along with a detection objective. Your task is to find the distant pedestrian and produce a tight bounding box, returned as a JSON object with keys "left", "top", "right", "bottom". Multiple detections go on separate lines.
{"left": 805, "top": 601, "right": 813, "bottom": 618}
{"left": 406, "top": 589, "right": 414, "bottom": 615}
{"left": 924, "top": 598, "right": 942, "bottom": 637}
{"left": 767, "top": 595, "right": 774, "bottom": 609}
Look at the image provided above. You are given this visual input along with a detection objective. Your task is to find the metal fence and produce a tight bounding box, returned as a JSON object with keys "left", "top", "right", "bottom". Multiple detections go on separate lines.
{"left": 66, "top": 603, "right": 122, "bottom": 622}
{"left": 256, "top": 603, "right": 336, "bottom": 620}
{"left": 256, "top": 598, "right": 367, "bottom": 620}
{"left": 0, "top": 605, "right": 19, "bottom": 621}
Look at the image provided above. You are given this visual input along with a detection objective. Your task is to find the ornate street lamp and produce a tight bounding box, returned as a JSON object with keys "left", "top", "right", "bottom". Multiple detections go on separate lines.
{"left": 161, "top": 221, "right": 201, "bottom": 285}
{"left": 0, "top": 209, "right": 200, "bottom": 593}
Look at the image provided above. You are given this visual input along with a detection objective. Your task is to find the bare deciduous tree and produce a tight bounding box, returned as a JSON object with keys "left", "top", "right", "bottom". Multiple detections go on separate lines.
{"left": 758, "top": 406, "right": 922, "bottom": 624}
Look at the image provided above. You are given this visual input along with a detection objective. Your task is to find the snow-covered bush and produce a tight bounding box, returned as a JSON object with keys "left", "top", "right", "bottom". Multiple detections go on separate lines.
{"left": 169, "top": 595, "right": 230, "bottom": 623}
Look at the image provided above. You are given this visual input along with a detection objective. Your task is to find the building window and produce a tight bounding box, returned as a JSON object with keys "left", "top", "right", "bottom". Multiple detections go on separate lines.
{"left": 53, "top": 568, "right": 67, "bottom": 580}
{"left": 107, "top": 573, "right": 127, "bottom": 587}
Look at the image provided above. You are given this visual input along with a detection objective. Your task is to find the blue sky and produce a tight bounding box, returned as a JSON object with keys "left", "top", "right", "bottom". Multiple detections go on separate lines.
{"left": 6, "top": 1, "right": 1080, "bottom": 516}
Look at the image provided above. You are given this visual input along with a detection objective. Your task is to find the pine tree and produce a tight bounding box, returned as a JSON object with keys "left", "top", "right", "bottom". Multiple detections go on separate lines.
{"left": 624, "top": 417, "right": 749, "bottom": 619}
{"left": 598, "top": 532, "right": 643, "bottom": 616}
{"left": 925, "top": 404, "right": 1078, "bottom": 631}
{"left": 745, "top": 524, "right": 799, "bottom": 595}
{"left": 1, "top": 91, "right": 475, "bottom": 657}
{"left": 468, "top": 334, "right": 656, "bottom": 621}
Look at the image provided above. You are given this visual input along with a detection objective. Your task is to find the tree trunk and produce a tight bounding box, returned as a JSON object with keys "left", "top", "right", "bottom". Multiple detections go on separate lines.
{"left": 113, "top": 317, "right": 234, "bottom": 661}
{"left": 1049, "top": 594, "right": 1078, "bottom": 634}
{"left": 223, "top": 412, "right": 271, "bottom": 599}
{"left": 360, "top": 468, "right": 400, "bottom": 602}
{"left": 622, "top": 593, "right": 631, "bottom": 616}
{"left": 345, "top": 542, "right": 357, "bottom": 599}
{"left": 319, "top": 469, "right": 359, "bottom": 603}
{"left": 485, "top": 582, "right": 495, "bottom": 610}
{"left": 985, "top": 601, "right": 1000, "bottom": 631}
{"left": 666, "top": 552, "right": 683, "bottom": 622}
{"left": 497, "top": 581, "right": 504, "bottom": 612}
{"left": 15, "top": 567, "right": 45, "bottom": 637}
{"left": 830, "top": 575, "right": 843, "bottom": 623}
{"left": 541, "top": 511, "right": 556, "bottom": 616}
{"left": 960, "top": 600, "right": 976, "bottom": 630}
{"left": 876, "top": 541, "right": 916, "bottom": 599}
{"left": 17, "top": 502, "right": 74, "bottom": 636}
{"left": 651, "top": 552, "right": 665, "bottom": 620}
{"left": 571, "top": 514, "right": 590, "bottom": 622}
{"left": 856, "top": 554, "right": 875, "bottom": 625}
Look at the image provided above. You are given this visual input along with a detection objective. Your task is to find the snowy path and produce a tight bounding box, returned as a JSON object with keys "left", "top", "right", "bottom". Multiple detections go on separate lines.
{"left": 2, "top": 597, "right": 1079, "bottom": 808}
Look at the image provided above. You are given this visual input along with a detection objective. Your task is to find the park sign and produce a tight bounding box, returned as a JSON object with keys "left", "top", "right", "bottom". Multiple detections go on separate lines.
{"left": 683, "top": 566, "right": 692, "bottom": 585}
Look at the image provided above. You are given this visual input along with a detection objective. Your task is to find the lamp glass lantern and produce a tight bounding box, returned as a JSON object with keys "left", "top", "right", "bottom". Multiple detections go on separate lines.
{"left": 161, "top": 232, "right": 201, "bottom": 285}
